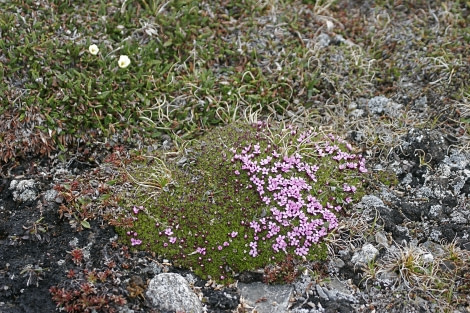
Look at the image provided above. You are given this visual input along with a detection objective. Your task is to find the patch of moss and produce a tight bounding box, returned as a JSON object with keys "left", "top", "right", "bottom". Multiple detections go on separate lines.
{"left": 117, "top": 121, "right": 368, "bottom": 283}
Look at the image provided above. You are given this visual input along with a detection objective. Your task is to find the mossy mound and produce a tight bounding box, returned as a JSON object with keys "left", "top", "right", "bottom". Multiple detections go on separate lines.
{"left": 117, "top": 121, "right": 368, "bottom": 283}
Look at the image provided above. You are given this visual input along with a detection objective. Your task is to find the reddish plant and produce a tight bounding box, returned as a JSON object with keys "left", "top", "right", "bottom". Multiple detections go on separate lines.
{"left": 263, "top": 254, "right": 300, "bottom": 284}
{"left": 69, "top": 248, "right": 84, "bottom": 265}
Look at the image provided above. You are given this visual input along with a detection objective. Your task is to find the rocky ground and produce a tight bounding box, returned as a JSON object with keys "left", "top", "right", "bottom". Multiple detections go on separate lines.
{"left": 1, "top": 1, "right": 469, "bottom": 313}
{"left": 1, "top": 98, "right": 470, "bottom": 313}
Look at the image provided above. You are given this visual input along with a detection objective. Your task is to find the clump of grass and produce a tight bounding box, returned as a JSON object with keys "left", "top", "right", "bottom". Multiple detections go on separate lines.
{"left": 362, "top": 240, "right": 470, "bottom": 311}
{"left": 117, "top": 121, "right": 368, "bottom": 283}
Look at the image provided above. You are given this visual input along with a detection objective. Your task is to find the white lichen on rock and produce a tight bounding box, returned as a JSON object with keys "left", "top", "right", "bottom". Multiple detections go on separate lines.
{"left": 9, "top": 179, "right": 37, "bottom": 202}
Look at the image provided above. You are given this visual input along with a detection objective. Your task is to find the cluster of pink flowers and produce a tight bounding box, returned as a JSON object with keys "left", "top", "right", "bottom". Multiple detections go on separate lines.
{"left": 232, "top": 127, "right": 367, "bottom": 258}
{"left": 127, "top": 206, "right": 144, "bottom": 245}
{"left": 127, "top": 231, "right": 142, "bottom": 246}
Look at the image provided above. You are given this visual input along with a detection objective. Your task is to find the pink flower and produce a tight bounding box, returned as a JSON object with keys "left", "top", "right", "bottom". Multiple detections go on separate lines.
{"left": 295, "top": 246, "right": 309, "bottom": 256}
{"left": 253, "top": 143, "right": 261, "bottom": 155}
{"left": 196, "top": 247, "right": 206, "bottom": 255}
{"left": 131, "top": 238, "right": 142, "bottom": 246}
{"left": 249, "top": 241, "right": 258, "bottom": 257}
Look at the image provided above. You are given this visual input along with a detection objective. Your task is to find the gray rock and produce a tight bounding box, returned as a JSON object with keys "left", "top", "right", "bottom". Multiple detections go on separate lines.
{"left": 375, "top": 231, "right": 389, "bottom": 249}
{"left": 44, "top": 189, "right": 59, "bottom": 203}
{"left": 293, "top": 272, "right": 313, "bottom": 297}
{"left": 359, "top": 195, "right": 385, "bottom": 208}
{"left": 351, "top": 244, "right": 379, "bottom": 266}
{"left": 238, "top": 282, "right": 292, "bottom": 313}
{"left": 323, "top": 278, "right": 358, "bottom": 303}
{"left": 315, "top": 284, "right": 329, "bottom": 300}
{"left": 376, "top": 269, "right": 398, "bottom": 286}
{"left": 367, "top": 96, "right": 402, "bottom": 118}
{"left": 414, "top": 95, "right": 427, "bottom": 109}
{"left": 330, "top": 257, "right": 345, "bottom": 270}
{"left": 349, "top": 109, "right": 365, "bottom": 118}
{"left": 316, "top": 33, "right": 331, "bottom": 48}
{"left": 429, "top": 204, "right": 442, "bottom": 217}
{"left": 443, "top": 151, "right": 469, "bottom": 170}
{"left": 145, "top": 273, "right": 203, "bottom": 313}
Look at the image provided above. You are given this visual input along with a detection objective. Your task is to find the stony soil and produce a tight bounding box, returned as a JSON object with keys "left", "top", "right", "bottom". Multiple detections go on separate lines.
{"left": 1, "top": 118, "right": 469, "bottom": 313}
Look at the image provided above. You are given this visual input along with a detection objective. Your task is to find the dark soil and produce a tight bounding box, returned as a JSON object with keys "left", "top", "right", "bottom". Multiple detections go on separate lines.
{"left": 0, "top": 144, "right": 246, "bottom": 313}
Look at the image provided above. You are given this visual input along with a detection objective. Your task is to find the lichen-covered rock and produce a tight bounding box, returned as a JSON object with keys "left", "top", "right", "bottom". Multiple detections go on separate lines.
{"left": 367, "top": 96, "right": 402, "bottom": 118}
{"left": 9, "top": 179, "right": 37, "bottom": 203}
{"left": 351, "top": 243, "right": 379, "bottom": 266}
{"left": 145, "top": 273, "right": 203, "bottom": 313}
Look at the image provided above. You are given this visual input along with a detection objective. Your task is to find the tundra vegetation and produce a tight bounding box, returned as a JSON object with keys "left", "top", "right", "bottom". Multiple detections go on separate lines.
{"left": 0, "top": 0, "right": 469, "bottom": 312}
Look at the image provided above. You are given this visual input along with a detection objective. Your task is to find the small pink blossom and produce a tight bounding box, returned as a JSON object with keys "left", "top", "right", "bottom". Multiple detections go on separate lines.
{"left": 196, "top": 247, "right": 206, "bottom": 255}
{"left": 131, "top": 238, "right": 142, "bottom": 246}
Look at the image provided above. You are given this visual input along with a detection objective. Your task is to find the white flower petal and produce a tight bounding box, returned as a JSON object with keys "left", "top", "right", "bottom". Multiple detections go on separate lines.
{"left": 88, "top": 44, "right": 99, "bottom": 55}
{"left": 118, "top": 55, "right": 131, "bottom": 68}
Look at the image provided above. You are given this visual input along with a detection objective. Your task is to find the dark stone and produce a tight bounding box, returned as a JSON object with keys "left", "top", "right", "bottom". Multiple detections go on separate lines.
{"left": 396, "top": 128, "right": 449, "bottom": 166}
{"left": 376, "top": 206, "right": 404, "bottom": 232}
{"left": 401, "top": 202, "right": 423, "bottom": 221}
{"left": 461, "top": 178, "right": 470, "bottom": 195}
{"left": 439, "top": 225, "right": 456, "bottom": 243}
{"left": 202, "top": 287, "right": 240, "bottom": 312}
{"left": 321, "top": 298, "right": 355, "bottom": 313}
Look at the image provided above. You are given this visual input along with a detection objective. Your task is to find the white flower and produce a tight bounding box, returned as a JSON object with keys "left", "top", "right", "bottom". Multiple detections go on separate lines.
{"left": 118, "top": 55, "right": 131, "bottom": 68}
{"left": 88, "top": 44, "right": 99, "bottom": 55}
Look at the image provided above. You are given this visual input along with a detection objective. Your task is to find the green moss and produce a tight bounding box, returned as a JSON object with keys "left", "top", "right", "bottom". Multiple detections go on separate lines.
{"left": 117, "top": 121, "right": 368, "bottom": 283}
